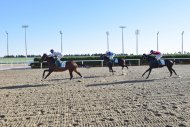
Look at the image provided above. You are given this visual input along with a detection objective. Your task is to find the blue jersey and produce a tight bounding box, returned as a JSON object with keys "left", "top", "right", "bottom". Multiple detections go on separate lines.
{"left": 107, "top": 51, "right": 114, "bottom": 56}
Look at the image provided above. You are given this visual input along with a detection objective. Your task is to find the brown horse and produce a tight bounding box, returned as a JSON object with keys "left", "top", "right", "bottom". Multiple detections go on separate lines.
{"left": 40, "top": 54, "right": 83, "bottom": 80}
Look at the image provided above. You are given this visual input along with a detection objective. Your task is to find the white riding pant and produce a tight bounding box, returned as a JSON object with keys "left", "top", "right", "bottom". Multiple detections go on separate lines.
{"left": 155, "top": 54, "right": 162, "bottom": 60}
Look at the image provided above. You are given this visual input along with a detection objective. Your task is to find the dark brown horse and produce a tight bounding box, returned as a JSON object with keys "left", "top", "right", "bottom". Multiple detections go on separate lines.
{"left": 141, "top": 54, "right": 178, "bottom": 79}
{"left": 40, "top": 54, "right": 83, "bottom": 80}
{"left": 100, "top": 54, "right": 128, "bottom": 74}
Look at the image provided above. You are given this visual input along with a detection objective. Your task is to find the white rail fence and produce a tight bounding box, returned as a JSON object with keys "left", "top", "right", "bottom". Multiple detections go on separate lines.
{"left": 23, "top": 58, "right": 190, "bottom": 68}
{"left": 0, "top": 58, "right": 189, "bottom": 70}
{"left": 161, "top": 58, "right": 190, "bottom": 65}
{"left": 0, "top": 61, "right": 32, "bottom": 70}
{"left": 38, "top": 59, "right": 141, "bottom": 68}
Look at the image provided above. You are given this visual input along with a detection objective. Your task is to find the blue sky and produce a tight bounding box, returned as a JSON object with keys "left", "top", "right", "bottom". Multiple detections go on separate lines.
{"left": 0, "top": 0, "right": 190, "bottom": 56}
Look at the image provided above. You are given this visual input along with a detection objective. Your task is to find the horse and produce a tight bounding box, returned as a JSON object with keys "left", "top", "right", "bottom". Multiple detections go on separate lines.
{"left": 40, "top": 53, "right": 83, "bottom": 80}
{"left": 141, "top": 54, "right": 177, "bottom": 79}
{"left": 100, "top": 54, "right": 128, "bottom": 74}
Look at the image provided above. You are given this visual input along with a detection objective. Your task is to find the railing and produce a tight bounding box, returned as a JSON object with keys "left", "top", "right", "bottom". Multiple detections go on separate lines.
{"left": 0, "top": 61, "right": 32, "bottom": 70}
{"left": 33, "top": 59, "right": 141, "bottom": 69}
{"left": 2, "top": 57, "right": 189, "bottom": 70}
{"left": 75, "top": 60, "right": 104, "bottom": 67}
{"left": 162, "top": 58, "right": 190, "bottom": 65}
{"left": 125, "top": 59, "right": 141, "bottom": 66}
{"left": 162, "top": 58, "right": 190, "bottom": 60}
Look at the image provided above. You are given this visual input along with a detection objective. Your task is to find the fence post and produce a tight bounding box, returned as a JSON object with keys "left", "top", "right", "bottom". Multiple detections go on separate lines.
{"left": 101, "top": 60, "right": 103, "bottom": 67}
{"left": 41, "top": 62, "right": 43, "bottom": 69}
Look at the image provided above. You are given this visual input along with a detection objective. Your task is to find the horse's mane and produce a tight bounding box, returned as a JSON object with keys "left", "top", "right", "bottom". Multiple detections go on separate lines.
{"left": 148, "top": 55, "right": 156, "bottom": 59}
{"left": 143, "top": 54, "right": 156, "bottom": 62}
{"left": 44, "top": 54, "right": 55, "bottom": 65}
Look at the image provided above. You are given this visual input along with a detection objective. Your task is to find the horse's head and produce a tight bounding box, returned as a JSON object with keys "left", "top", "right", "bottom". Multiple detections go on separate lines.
{"left": 100, "top": 54, "right": 109, "bottom": 61}
{"left": 141, "top": 54, "right": 147, "bottom": 60}
{"left": 100, "top": 54, "right": 104, "bottom": 59}
{"left": 142, "top": 53, "right": 156, "bottom": 63}
{"left": 140, "top": 54, "right": 146, "bottom": 65}
{"left": 40, "top": 53, "right": 48, "bottom": 63}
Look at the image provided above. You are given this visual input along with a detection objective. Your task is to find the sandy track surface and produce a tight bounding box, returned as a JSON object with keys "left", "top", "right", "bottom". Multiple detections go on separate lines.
{"left": 0, "top": 65, "right": 189, "bottom": 127}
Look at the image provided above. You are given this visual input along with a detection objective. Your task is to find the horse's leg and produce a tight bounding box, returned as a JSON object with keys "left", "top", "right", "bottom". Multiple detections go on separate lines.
{"left": 44, "top": 70, "right": 53, "bottom": 79}
{"left": 69, "top": 70, "right": 73, "bottom": 80}
{"left": 122, "top": 65, "right": 124, "bottom": 70}
{"left": 167, "top": 66, "right": 173, "bottom": 77}
{"left": 43, "top": 69, "right": 49, "bottom": 79}
{"left": 109, "top": 65, "right": 113, "bottom": 72}
{"left": 142, "top": 68, "right": 151, "bottom": 77}
{"left": 125, "top": 60, "right": 128, "bottom": 69}
{"left": 112, "top": 69, "right": 114, "bottom": 75}
{"left": 171, "top": 68, "right": 177, "bottom": 75}
{"left": 146, "top": 68, "right": 152, "bottom": 79}
{"left": 111, "top": 66, "right": 115, "bottom": 74}
{"left": 74, "top": 68, "right": 83, "bottom": 78}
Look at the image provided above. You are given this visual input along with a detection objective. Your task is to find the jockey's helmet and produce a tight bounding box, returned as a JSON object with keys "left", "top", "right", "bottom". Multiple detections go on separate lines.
{"left": 150, "top": 50, "right": 154, "bottom": 53}
{"left": 50, "top": 49, "right": 54, "bottom": 53}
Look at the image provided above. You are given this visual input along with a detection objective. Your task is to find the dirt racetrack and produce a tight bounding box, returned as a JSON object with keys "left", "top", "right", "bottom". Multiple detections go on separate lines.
{"left": 0, "top": 65, "right": 189, "bottom": 127}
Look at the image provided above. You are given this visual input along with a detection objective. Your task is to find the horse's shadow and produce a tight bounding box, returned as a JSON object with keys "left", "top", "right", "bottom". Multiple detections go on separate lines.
{"left": 83, "top": 76, "right": 103, "bottom": 79}
{"left": 46, "top": 76, "right": 103, "bottom": 81}
{"left": 86, "top": 79, "right": 154, "bottom": 87}
{"left": 0, "top": 84, "right": 49, "bottom": 90}
{"left": 46, "top": 78, "right": 68, "bottom": 81}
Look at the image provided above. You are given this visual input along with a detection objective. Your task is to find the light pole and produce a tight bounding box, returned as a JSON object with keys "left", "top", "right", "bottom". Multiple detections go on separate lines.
{"left": 181, "top": 31, "right": 184, "bottom": 54}
{"left": 5, "top": 31, "right": 9, "bottom": 56}
{"left": 22, "top": 25, "right": 29, "bottom": 58}
{"left": 106, "top": 31, "right": 109, "bottom": 51}
{"left": 135, "top": 29, "right": 140, "bottom": 55}
{"left": 60, "top": 31, "right": 63, "bottom": 53}
{"left": 120, "top": 26, "right": 126, "bottom": 55}
{"left": 157, "top": 32, "right": 159, "bottom": 51}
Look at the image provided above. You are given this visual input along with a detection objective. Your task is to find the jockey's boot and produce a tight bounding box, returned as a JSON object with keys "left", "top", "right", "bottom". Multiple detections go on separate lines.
{"left": 55, "top": 60, "right": 61, "bottom": 67}
{"left": 108, "top": 59, "right": 114, "bottom": 64}
{"left": 111, "top": 59, "right": 115, "bottom": 63}
{"left": 158, "top": 60, "right": 162, "bottom": 67}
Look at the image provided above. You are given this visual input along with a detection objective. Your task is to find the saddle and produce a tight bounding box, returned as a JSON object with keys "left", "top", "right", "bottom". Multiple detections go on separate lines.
{"left": 108, "top": 58, "right": 118, "bottom": 64}
{"left": 114, "top": 58, "right": 118, "bottom": 63}
{"left": 157, "top": 59, "right": 165, "bottom": 66}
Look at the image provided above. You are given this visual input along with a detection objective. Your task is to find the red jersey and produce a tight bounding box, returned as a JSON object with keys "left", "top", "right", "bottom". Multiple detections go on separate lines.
{"left": 150, "top": 51, "right": 161, "bottom": 55}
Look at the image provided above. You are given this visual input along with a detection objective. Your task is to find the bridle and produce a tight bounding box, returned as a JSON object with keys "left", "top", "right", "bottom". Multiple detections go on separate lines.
{"left": 41, "top": 54, "right": 48, "bottom": 62}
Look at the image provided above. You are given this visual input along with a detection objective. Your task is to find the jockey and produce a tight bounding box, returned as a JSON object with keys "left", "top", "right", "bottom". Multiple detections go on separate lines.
{"left": 106, "top": 51, "right": 115, "bottom": 62}
{"left": 49, "top": 49, "right": 63, "bottom": 67}
{"left": 149, "top": 50, "right": 163, "bottom": 65}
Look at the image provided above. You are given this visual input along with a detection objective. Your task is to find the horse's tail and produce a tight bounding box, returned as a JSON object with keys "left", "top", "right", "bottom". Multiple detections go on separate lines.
{"left": 124, "top": 59, "right": 129, "bottom": 69}
{"left": 167, "top": 59, "right": 177, "bottom": 65}
{"left": 171, "top": 59, "right": 179, "bottom": 63}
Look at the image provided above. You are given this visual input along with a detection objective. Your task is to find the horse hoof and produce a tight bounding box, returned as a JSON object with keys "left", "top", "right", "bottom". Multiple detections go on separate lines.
{"left": 177, "top": 75, "right": 181, "bottom": 78}
{"left": 122, "top": 73, "right": 126, "bottom": 75}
